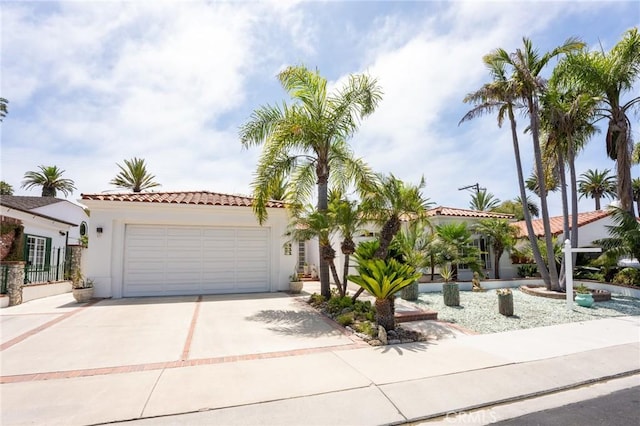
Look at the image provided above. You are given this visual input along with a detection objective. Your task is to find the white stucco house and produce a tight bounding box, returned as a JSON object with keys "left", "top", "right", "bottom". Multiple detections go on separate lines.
{"left": 0, "top": 196, "right": 87, "bottom": 282}
{"left": 512, "top": 209, "right": 614, "bottom": 247}
{"left": 304, "top": 206, "right": 518, "bottom": 283}
{"left": 80, "top": 191, "right": 296, "bottom": 298}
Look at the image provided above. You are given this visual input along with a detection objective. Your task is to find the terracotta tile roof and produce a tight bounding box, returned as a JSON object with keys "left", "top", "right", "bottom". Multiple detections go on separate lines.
{"left": 426, "top": 206, "right": 514, "bottom": 219}
{"left": 513, "top": 210, "right": 612, "bottom": 238}
{"left": 80, "top": 191, "right": 286, "bottom": 209}
{"left": 0, "top": 195, "right": 77, "bottom": 226}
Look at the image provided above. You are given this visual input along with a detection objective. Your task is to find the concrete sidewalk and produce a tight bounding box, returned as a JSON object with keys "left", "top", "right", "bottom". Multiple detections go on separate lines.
{"left": 2, "top": 303, "right": 638, "bottom": 426}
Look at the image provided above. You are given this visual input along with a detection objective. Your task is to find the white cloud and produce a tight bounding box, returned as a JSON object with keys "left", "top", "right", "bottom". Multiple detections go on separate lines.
{"left": 1, "top": 0, "right": 635, "bottom": 219}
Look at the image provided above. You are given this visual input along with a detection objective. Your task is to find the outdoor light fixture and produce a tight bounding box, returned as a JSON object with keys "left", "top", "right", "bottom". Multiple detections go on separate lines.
{"left": 96, "top": 227, "right": 103, "bottom": 234}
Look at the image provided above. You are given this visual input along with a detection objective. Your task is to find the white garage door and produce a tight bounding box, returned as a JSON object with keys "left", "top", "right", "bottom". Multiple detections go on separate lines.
{"left": 123, "top": 225, "right": 270, "bottom": 297}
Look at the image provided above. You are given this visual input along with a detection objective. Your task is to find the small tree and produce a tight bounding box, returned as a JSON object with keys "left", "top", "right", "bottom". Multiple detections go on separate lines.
{"left": 0, "top": 181, "right": 14, "bottom": 195}
{"left": 473, "top": 219, "right": 518, "bottom": 279}
{"left": 349, "top": 241, "right": 420, "bottom": 331}
{"left": 594, "top": 207, "right": 640, "bottom": 264}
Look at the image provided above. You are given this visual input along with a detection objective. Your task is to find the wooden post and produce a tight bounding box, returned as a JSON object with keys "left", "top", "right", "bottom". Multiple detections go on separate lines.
{"left": 443, "top": 282, "right": 459, "bottom": 306}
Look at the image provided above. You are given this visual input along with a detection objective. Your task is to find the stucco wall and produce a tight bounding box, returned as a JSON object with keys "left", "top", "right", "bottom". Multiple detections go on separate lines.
{"left": 82, "top": 200, "right": 294, "bottom": 298}
{"left": 33, "top": 200, "right": 89, "bottom": 245}
{"left": 4, "top": 209, "right": 70, "bottom": 251}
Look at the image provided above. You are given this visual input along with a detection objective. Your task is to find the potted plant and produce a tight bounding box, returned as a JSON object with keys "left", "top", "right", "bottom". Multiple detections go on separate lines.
{"left": 574, "top": 284, "right": 594, "bottom": 308}
{"left": 497, "top": 288, "right": 514, "bottom": 316}
{"left": 303, "top": 262, "right": 310, "bottom": 276}
{"left": 441, "top": 265, "right": 459, "bottom": 307}
{"left": 289, "top": 270, "right": 303, "bottom": 294}
{"left": 72, "top": 271, "right": 94, "bottom": 303}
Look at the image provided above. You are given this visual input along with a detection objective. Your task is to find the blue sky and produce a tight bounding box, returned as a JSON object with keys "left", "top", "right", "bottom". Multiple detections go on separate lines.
{"left": 1, "top": 0, "right": 638, "bottom": 216}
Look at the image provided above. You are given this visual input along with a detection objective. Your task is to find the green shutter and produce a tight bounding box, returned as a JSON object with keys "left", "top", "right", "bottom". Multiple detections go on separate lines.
{"left": 23, "top": 234, "right": 31, "bottom": 264}
{"left": 45, "top": 237, "right": 52, "bottom": 270}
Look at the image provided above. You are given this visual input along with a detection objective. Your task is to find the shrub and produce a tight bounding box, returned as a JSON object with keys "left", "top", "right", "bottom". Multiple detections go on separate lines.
{"left": 308, "top": 293, "right": 326, "bottom": 307}
{"left": 353, "top": 300, "right": 372, "bottom": 313}
{"left": 353, "top": 321, "right": 376, "bottom": 337}
{"left": 326, "top": 296, "right": 353, "bottom": 315}
{"left": 517, "top": 264, "right": 538, "bottom": 278}
{"left": 336, "top": 312, "right": 354, "bottom": 326}
{"left": 582, "top": 272, "right": 606, "bottom": 282}
{"left": 612, "top": 268, "right": 640, "bottom": 287}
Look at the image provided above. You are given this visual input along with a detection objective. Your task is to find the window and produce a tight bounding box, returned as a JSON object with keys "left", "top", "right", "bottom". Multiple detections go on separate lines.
{"left": 298, "top": 241, "right": 306, "bottom": 271}
{"left": 26, "top": 235, "right": 50, "bottom": 269}
{"left": 459, "top": 237, "right": 491, "bottom": 271}
{"left": 283, "top": 242, "right": 292, "bottom": 256}
{"left": 476, "top": 237, "right": 491, "bottom": 270}
{"left": 79, "top": 221, "right": 87, "bottom": 236}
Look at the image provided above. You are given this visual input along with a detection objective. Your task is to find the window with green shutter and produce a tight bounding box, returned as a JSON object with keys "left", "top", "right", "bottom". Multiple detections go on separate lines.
{"left": 24, "top": 234, "right": 51, "bottom": 270}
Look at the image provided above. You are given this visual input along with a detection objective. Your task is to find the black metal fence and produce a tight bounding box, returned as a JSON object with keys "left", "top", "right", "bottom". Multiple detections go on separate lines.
{"left": 24, "top": 247, "right": 68, "bottom": 285}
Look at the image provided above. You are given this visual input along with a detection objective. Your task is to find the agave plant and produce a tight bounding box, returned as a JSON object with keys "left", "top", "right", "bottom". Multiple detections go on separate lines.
{"left": 349, "top": 255, "right": 420, "bottom": 331}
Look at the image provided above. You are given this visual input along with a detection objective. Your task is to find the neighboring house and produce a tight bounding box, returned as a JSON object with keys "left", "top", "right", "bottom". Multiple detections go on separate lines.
{"left": 426, "top": 207, "right": 517, "bottom": 280}
{"left": 512, "top": 210, "right": 614, "bottom": 247}
{"left": 305, "top": 206, "right": 518, "bottom": 282}
{"left": 80, "top": 191, "right": 294, "bottom": 298}
{"left": 0, "top": 196, "right": 86, "bottom": 283}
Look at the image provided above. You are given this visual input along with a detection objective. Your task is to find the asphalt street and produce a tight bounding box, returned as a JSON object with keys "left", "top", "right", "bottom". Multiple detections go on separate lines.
{"left": 493, "top": 386, "right": 640, "bottom": 426}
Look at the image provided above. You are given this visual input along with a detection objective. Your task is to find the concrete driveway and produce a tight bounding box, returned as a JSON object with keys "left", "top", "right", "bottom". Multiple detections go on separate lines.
{"left": 0, "top": 291, "right": 359, "bottom": 379}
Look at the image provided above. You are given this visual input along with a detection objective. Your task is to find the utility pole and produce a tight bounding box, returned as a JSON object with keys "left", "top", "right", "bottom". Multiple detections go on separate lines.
{"left": 458, "top": 183, "right": 485, "bottom": 195}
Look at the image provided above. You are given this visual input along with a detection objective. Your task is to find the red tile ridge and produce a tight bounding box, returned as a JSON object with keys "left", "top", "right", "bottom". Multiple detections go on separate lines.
{"left": 80, "top": 191, "right": 285, "bottom": 208}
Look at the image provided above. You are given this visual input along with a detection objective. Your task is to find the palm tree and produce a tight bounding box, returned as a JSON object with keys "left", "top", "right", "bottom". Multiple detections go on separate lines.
{"left": 0, "top": 181, "right": 13, "bottom": 195}
{"left": 539, "top": 83, "right": 599, "bottom": 288}
{"left": 577, "top": 169, "right": 617, "bottom": 210}
{"left": 21, "top": 165, "right": 76, "bottom": 197}
{"left": 239, "top": 65, "right": 382, "bottom": 299}
{"left": 110, "top": 158, "right": 161, "bottom": 193}
{"left": 360, "top": 174, "right": 433, "bottom": 260}
{"left": 632, "top": 177, "right": 640, "bottom": 216}
{"left": 525, "top": 164, "right": 559, "bottom": 197}
{"left": 286, "top": 206, "right": 345, "bottom": 292}
{"left": 460, "top": 37, "right": 583, "bottom": 291}
{"left": 594, "top": 207, "right": 640, "bottom": 264}
{"left": 328, "top": 193, "right": 367, "bottom": 295}
{"left": 0, "top": 97, "right": 8, "bottom": 122}
{"left": 393, "top": 220, "right": 432, "bottom": 298}
{"left": 349, "top": 242, "right": 420, "bottom": 331}
{"left": 469, "top": 189, "right": 500, "bottom": 211}
{"left": 434, "top": 222, "right": 481, "bottom": 279}
{"left": 556, "top": 28, "right": 640, "bottom": 215}
{"left": 349, "top": 174, "right": 432, "bottom": 302}
{"left": 515, "top": 195, "right": 540, "bottom": 218}
{"left": 473, "top": 219, "right": 518, "bottom": 279}
{"left": 487, "top": 37, "right": 584, "bottom": 291}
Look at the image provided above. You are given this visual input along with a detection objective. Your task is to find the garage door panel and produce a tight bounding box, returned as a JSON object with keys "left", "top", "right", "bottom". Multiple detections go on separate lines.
{"left": 124, "top": 225, "right": 270, "bottom": 297}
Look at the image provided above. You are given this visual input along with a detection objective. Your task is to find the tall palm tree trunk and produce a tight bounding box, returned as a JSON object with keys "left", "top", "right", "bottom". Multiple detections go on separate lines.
{"left": 558, "top": 153, "right": 569, "bottom": 290}
{"left": 317, "top": 168, "right": 331, "bottom": 299}
{"left": 529, "top": 99, "right": 560, "bottom": 290}
{"left": 568, "top": 141, "right": 580, "bottom": 275}
{"left": 613, "top": 109, "right": 634, "bottom": 215}
{"left": 507, "top": 106, "right": 551, "bottom": 287}
{"left": 494, "top": 246, "right": 503, "bottom": 279}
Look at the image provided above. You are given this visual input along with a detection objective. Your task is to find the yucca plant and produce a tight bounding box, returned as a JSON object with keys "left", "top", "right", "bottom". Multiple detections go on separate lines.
{"left": 349, "top": 256, "right": 420, "bottom": 331}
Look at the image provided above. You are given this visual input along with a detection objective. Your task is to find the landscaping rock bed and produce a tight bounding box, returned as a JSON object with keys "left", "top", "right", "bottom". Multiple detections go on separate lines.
{"left": 520, "top": 284, "right": 611, "bottom": 302}
{"left": 410, "top": 289, "right": 640, "bottom": 334}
